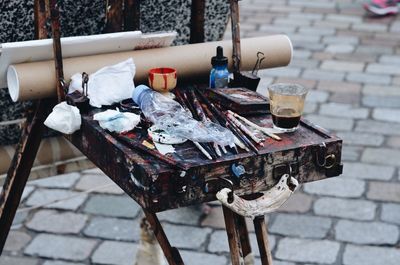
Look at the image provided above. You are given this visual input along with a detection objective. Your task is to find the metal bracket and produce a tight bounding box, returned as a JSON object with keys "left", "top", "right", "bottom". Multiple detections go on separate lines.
{"left": 316, "top": 142, "right": 337, "bottom": 169}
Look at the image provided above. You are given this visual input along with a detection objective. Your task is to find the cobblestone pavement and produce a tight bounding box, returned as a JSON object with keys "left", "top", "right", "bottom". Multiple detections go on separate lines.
{"left": 1, "top": 0, "right": 400, "bottom": 264}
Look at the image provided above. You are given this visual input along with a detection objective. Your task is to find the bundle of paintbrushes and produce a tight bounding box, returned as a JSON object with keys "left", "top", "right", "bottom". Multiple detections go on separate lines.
{"left": 174, "top": 88, "right": 280, "bottom": 160}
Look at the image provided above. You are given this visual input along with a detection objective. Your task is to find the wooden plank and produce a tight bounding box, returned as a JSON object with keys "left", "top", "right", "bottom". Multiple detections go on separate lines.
{"left": 223, "top": 205, "right": 244, "bottom": 265}
{"left": 143, "top": 210, "right": 184, "bottom": 265}
{"left": 0, "top": 100, "right": 54, "bottom": 255}
{"left": 105, "top": 0, "right": 123, "bottom": 33}
{"left": 190, "top": 0, "right": 205, "bottom": 44}
{"left": 253, "top": 216, "right": 273, "bottom": 265}
{"left": 49, "top": 0, "right": 65, "bottom": 102}
{"left": 229, "top": 0, "right": 241, "bottom": 73}
{"left": 72, "top": 107, "right": 341, "bottom": 212}
{"left": 124, "top": 0, "right": 141, "bottom": 31}
{"left": 235, "top": 214, "right": 252, "bottom": 259}
{"left": 0, "top": 1, "right": 52, "bottom": 254}
{"left": 34, "top": 0, "right": 49, "bottom": 39}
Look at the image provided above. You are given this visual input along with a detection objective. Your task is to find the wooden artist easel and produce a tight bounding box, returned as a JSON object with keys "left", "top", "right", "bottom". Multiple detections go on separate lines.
{"left": 0, "top": 0, "right": 346, "bottom": 264}
{"left": 0, "top": 1, "right": 276, "bottom": 264}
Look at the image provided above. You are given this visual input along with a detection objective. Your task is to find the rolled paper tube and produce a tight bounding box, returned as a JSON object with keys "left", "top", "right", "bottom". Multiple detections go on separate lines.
{"left": 7, "top": 35, "right": 293, "bottom": 102}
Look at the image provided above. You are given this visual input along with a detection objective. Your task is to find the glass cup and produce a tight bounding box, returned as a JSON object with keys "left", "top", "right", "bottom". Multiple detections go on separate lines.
{"left": 268, "top": 83, "right": 308, "bottom": 132}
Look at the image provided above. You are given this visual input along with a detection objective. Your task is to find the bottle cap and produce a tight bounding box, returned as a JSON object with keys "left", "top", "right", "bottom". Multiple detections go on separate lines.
{"left": 211, "top": 46, "right": 228, "bottom": 67}
{"left": 132, "top": 84, "right": 150, "bottom": 105}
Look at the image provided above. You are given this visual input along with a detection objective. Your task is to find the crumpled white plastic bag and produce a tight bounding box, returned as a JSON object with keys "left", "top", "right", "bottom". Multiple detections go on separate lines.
{"left": 44, "top": 102, "right": 81, "bottom": 134}
{"left": 93, "top": 109, "right": 140, "bottom": 133}
{"left": 69, "top": 58, "right": 136, "bottom": 108}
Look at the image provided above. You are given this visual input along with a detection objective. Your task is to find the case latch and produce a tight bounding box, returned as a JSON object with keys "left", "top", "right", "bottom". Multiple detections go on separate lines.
{"left": 315, "top": 142, "right": 343, "bottom": 177}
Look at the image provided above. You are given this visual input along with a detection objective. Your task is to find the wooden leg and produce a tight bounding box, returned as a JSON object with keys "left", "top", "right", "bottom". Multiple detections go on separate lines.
{"left": 253, "top": 216, "right": 273, "bottom": 265}
{"left": 124, "top": 0, "right": 141, "bottom": 31}
{"left": 190, "top": 0, "right": 206, "bottom": 43}
{"left": 222, "top": 205, "right": 244, "bottom": 265}
{"left": 0, "top": 99, "right": 53, "bottom": 255}
{"left": 104, "top": 0, "right": 123, "bottom": 33}
{"left": 235, "top": 213, "right": 252, "bottom": 259}
{"left": 143, "top": 210, "right": 184, "bottom": 265}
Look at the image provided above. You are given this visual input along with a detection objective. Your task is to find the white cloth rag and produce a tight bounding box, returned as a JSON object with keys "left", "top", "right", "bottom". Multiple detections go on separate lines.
{"left": 69, "top": 58, "right": 136, "bottom": 108}
{"left": 44, "top": 102, "right": 81, "bottom": 134}
{"left": 93, "top": 109, "right": 140, "bottom": 133}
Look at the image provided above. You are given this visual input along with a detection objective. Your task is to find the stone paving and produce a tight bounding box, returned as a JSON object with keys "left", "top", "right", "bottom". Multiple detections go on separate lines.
{"left": 1, "top": 0, "right": 400, "bottom": 264}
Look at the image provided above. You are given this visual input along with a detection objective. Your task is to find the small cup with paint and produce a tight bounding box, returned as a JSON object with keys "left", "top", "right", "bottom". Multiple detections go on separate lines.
{"left": 148, "top": 67, "right": 177, "bottom": 93}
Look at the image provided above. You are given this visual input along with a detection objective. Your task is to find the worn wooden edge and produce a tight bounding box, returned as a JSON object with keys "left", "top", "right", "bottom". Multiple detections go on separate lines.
{"left": 49, "top": 0, "right": 65, "bottom": 102}
{"left": 230, "top": 0, "right": 241, "bottom": 73}
{"left": 104, "top": 0, "right": 123, "bottom": 33}
{"left": 149, "top": 139, "right": 342, "bottom": 212}
{"left": 222, "top": 205, "right": 244, "bottom": 265}
{"left": 0, "top": 1, "right": 52, "bottom": 254}
{"left": 143, "top": 210, "right": 185, "bottom": 265}
{"left": 190, "top": 0, "right": 205, "bottom": 44}
{"left": 68, "top": 117, "right": 178, "bottom": 209}
{"left": 123, "top": 0, "right": 140, "bottom": 31}
{"left": 0, "top": 99, "right": 54, "bottom": 254}
{"left": 34, "top": 0, "right": 48, "bottom": 39}
{"left": 253, "top": 216, "right": 273, "bottom": 265}
{"left": 235, "top": 213, "right": 252, "bottom": 258}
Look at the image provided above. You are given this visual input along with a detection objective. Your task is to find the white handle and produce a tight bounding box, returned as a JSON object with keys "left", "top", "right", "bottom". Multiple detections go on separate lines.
{"left": 216, "top": 174, "right": 299, "bottom": 219}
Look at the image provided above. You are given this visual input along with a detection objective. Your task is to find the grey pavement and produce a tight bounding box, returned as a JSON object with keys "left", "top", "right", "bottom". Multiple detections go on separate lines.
{"left": 1, "top": 0, "right": 400, "bottom": 264}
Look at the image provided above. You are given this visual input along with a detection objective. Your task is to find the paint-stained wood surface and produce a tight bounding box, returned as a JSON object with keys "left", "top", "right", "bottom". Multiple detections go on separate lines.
{"left": 206, "top": 87, "right": 269, "bottom": 115}
{"left": 68, "top": 91, "right": 342, "bottom": 213}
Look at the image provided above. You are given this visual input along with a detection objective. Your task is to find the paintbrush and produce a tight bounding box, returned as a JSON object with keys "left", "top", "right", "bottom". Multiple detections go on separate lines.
{"left": 226, "top": 111, "right": 264, "bottom": 146}
{"left": 196, "top": 91, "right": 239, "bottom": 154}
{"left": 190, "top": 90, "right": 223, "bottom": 157}
{"left": 182, "top": 90, "right": 219, "bottom": 158}
{"left": 223, "top": 112, "right": 259, "bottom": 154}
{"left": 193, "top": 142, "right": 213, "bottom": 160}
{"left": 228, "top": 110, "right": 281, "bottom": 141}
{"left": 115, "top": 132, "right": 188, "bottom": 170}
{"left": 174, "top": 89, "right": 214, "bottom": 160}
{"left": 196, "top": 90, "right": 258, "bottom": 153}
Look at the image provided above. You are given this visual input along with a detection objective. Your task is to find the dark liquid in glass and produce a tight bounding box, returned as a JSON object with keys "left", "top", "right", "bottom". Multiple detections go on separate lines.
{"left": 272, "top": 115, "right": 301, "bottom": 129}
{"left": 271, "top": 108, "right": 301, "bottom": 129}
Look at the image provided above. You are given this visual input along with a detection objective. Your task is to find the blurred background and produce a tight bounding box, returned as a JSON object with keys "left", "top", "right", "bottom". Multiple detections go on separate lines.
{"left": 1, "top": 0, "right": 400, "bottom": 264}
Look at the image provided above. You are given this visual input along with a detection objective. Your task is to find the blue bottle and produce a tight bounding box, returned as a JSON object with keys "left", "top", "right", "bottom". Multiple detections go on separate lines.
{"left": 209, "top": 46, "right": 229, "bottom": 89}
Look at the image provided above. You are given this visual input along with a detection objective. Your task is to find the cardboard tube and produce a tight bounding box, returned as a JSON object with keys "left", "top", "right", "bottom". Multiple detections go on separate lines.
{"left": 8, "top": 35, "right": 292, "bottom": 102}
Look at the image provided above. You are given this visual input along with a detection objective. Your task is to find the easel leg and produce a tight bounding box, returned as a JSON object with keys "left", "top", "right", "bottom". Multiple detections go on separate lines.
{"left": 253, "top": 216, "right": 273, "bottom": 265}
{"left": 0, "top": 99, "right": 52, "bottom": 255}
{"left": 235, "top": 213, "right": 253, "bottom": 263}
{"left": 222, "top": 205, "right": 245, "bottom": 265}
{"left": 143, "top": 210, "right": 184, "bottom": 265}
